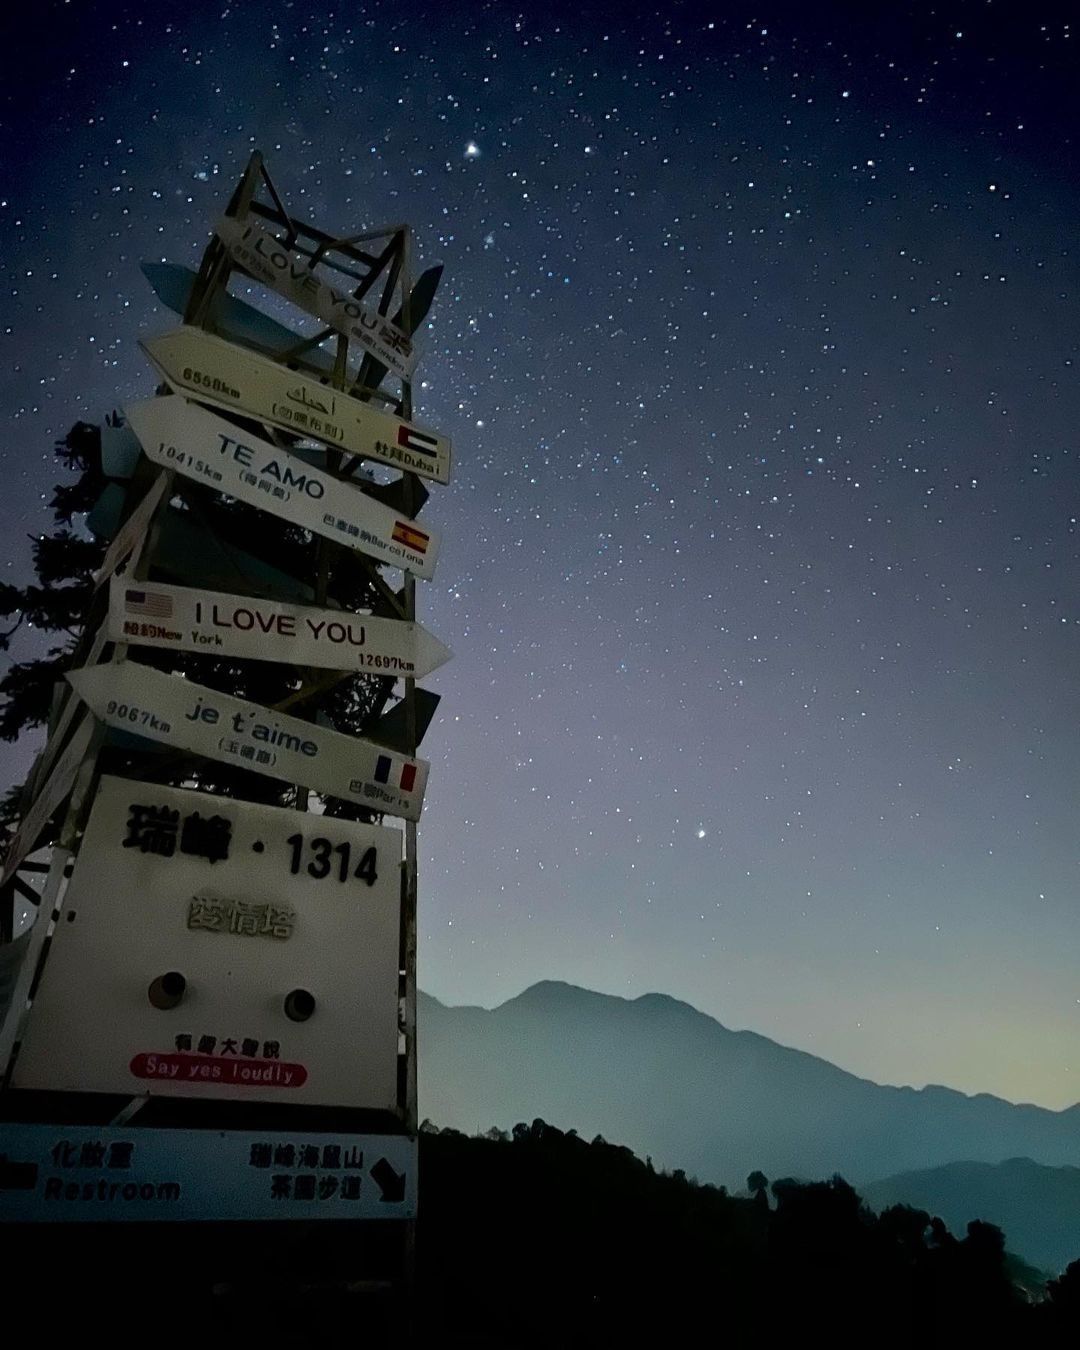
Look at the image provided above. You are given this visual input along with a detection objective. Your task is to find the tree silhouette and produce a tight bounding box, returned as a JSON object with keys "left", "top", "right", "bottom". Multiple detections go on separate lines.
{"left": 408, "top": 1125, "right": 1069, "bottom": 1347}
{"left": 1048, "top": 1259, "right": 1080, "bottom": 1314}
{"left": 747, "top": 1169, "right": 770, "bottom": 1208}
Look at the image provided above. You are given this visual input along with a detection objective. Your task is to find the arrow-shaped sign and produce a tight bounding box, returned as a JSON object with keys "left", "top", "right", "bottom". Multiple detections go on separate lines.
{"left": 68, "top": 662, "right": 428, "bottom": 822}
{"left": 216, "top": 216, "right": 418, "bottom": 380}
{"left": 140, "top": 261, "right": 443, "bottom": 387}
{"left": 370, "top": 1155, "right": 407, "bottom": 1203}
{"left": 142, "top": 327, "right": 451, "bottom": 484}
{"left": 125, "top": 395, "right": 440, "bottom": 580}
{"left": 143, "top": 261, "right": 333, "bottom": 376}
{"left": 107, "top": 576, "right": 451, "bottom": 679}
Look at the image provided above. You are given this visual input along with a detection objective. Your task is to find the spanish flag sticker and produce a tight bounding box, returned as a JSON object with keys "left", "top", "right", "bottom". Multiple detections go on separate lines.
{"left": 392, "top": 520, "right": 430, "bottom": 555}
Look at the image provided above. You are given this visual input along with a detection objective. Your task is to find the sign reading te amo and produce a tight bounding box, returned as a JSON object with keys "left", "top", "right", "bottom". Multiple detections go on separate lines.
{"left": 215, "top": 431, "right": 325, "bottom": 498}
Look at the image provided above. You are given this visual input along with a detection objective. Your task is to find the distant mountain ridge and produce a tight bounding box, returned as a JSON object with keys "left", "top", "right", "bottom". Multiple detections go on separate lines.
{"left": 864, "top": 1158, "right": 1080, "bottom": 1275}
{"left": 418, "top": 980, "right": 1080, "bottom": 1190}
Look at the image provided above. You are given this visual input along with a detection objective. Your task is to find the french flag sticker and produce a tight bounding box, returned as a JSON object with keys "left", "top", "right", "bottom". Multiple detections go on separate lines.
{"left": 375, "top": 754, "right": 417, "bottom": 793}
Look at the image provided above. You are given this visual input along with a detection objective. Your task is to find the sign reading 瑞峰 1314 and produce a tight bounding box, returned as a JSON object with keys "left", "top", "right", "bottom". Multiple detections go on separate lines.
{"left": 12, "top": 777, "right": 402, "bottom": 1109}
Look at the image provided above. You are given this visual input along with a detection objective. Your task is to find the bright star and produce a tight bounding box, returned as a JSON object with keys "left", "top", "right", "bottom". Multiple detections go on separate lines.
{"left": 464, "top": 141, "right": 481, "bottom": 159}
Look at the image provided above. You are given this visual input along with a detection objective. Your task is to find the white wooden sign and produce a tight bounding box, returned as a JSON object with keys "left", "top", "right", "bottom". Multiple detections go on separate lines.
{"left": 125, "top": 394, "right": 440, "bottom": 580}
{"left": 12, "top": 777, "right": 402, "bottom": 1109}
{"left": 67, "top": 662, "right": 429, "bottom": 822}
{"left": 142, "top": 326, "right": 452, "bottom": 484}
{"left": 216, "top": 215, "right": 418, "bottom": 380}
{"left": 107, "top": 576, "right": 451, "bottom": 679}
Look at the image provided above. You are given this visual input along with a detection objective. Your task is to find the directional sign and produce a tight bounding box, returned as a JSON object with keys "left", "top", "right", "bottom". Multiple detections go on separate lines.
{"left": 0, "top": 1124, "right": 416, "bottom": 1222}
{"left": 67, "top": 662, "right": 428, "bottom": 821}
{"left": 142, "top": 327, "right": 452, "bottom": 484}
{"left": 13, "top": 777, "right": 402, "bottom": 1107}
{"left": 125, "top": 394, "right": 440, "bottom": 580}
{"left": 144, "top": 261, "right": 334, "bottom": 376}
{"left": 217, "top": 215, "right": 418, "bottom": 380}
{"left": 97, "top": 417, "right": 389, "bottom": 493}
{"left": 0, "top": 716, "right": 94, "bottom": 888}
{"left": 141, "top": 260, "right": 443, "bottom": 388}
{"left": 108, "top": 576, "right": 451, "bottom": 679}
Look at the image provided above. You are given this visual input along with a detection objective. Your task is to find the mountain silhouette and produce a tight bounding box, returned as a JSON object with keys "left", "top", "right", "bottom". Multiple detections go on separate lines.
{"left": 863, "top": 1158, "right": 1080, "bottom": 1275}
{"left": 418, "top": 981, "right": 1080, "bottom": 1189}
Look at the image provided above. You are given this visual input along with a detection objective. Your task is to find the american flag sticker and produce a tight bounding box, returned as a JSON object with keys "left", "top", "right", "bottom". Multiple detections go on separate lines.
{"left": 391, "top": 521, "right": 430, "bottom": 556}
{"left": 374, "top": 754, "right": 418, "bottom": 793}
{"left": 124, "top": 589, "right": 173, "bottom": 618}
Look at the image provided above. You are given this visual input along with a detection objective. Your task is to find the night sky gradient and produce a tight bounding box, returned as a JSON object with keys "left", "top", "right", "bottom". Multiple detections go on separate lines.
{"left": 2, "top": 1, "right": 1077, "bottom": 1107}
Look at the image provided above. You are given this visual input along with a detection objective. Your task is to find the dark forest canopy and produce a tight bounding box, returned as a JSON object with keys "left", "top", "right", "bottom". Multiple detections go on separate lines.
{"left": 416, "top": 1120, "right": 1080, "bottom": 1347}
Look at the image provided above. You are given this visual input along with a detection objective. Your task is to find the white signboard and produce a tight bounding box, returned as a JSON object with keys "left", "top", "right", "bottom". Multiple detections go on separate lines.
{"left": 0, "top": 1124, "right": 416, "bottom": 1222}
{"left": 216, "top": 215, "right": 418, "bottom": 380}
{"left": 125, "top": 394, "right": 440, "bottom": 581}
{"left": 13, "top": 777, "right": 403, "bottom": 1108}
{"left": 108, "top": 576, "right": 451, "bottom": 678}
{"left": 0, "top": 715, "right": 94, "bottom": 888}
{"left": 142, "top": 327, "right": 452, "bottom": 484}
{"left": 68, "top": 662, "right": 428, "bottom": 822}
{"left": 92, "top": 473, "right": 168, "bottom": 590}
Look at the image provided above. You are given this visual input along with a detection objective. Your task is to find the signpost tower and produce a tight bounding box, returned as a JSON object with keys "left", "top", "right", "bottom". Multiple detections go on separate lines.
{"left": 0, "top": 153, "right": 452, "bottom": 1301}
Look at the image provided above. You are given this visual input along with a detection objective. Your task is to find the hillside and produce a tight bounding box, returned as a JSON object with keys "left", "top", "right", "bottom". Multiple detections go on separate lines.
{"left": 416, "top": 1122, "right": 1078, "bottom": 1346}
{"left": 418, "top": 981, "right": 1080, "bottom": 1189}
{"left": 864, "top": 1157, "right": 1080, "bottom": 1276}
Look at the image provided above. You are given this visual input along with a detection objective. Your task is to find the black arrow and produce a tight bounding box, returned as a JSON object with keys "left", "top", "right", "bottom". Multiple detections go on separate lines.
{"left": 370, "top": 1156, "right": 406, "bottom": 1203}
{"left": 0, "top": 1156, "right": 38, "bottom": 1190}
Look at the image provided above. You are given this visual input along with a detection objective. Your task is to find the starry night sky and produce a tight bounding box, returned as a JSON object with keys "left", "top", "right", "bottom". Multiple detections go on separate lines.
{"left": 2, "top": 1, "right": 1078, "bottom": 1108}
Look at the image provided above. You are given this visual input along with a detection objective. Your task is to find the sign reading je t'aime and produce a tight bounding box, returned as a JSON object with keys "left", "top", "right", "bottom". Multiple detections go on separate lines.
{"left": 0, "top": 1124, "right": 416, "bottom": 1223}
{"left": 124, "top": 394, "right": 440, "bottom": 580}
{"left": 67, "top": 661, "right": 428, "bottom": 822}
{"left": 12, "top": 777, "right": 402, "bottom": 1109}
{"left": 107, "top": 576, "right": 451, "bottom": 679}
{"left": 216, "top": 215, "right": 418, "bottom": 380}
{"left": 142, "top": 326, "right": 452, "bottom": 484}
